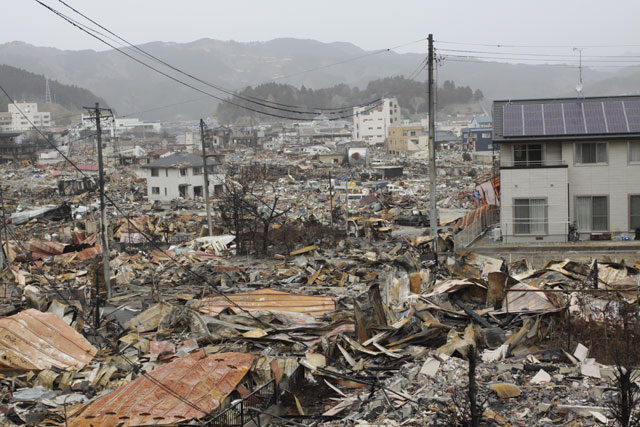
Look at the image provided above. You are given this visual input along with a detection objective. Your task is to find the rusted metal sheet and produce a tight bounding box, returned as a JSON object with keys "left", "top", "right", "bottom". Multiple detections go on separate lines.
{"left": 69, "top": 351, "right": 255, "bottom": 427}
{"left": 75, "top": 245, "right": 102, "bottom": 261}
{"left": 193, "top": 289, "right": 335, "bottom": 317}
{"left": 0, "top": 309, "right": 97, "bottom": 370}
{"left": 27, "top": 240, "right": 67, "bottom": 260}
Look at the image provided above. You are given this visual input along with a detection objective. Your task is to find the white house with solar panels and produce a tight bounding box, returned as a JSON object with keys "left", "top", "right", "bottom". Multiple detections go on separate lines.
{"left": 493, "top": 95, "right": 640, "bottom": 243}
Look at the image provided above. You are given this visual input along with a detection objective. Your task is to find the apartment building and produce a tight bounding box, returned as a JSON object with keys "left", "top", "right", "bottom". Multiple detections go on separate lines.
{"left": 352, "top": 98, "right": 401, "bottom": 146}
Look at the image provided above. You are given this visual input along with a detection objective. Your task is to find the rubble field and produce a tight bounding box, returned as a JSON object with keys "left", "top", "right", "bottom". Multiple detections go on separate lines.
{"left": 0, "top": 153, "right": 639, "bottom": 427}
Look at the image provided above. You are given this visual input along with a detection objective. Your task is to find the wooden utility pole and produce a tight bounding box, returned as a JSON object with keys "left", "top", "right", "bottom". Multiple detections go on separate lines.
{"left": 428, "top": 34, "right": 438, "bottom": 255}
{"left": 84, "top": 103, "right": 112, "bottom": 302}
{"left": 200, "top": 119, "right": 213, "bottom": 236}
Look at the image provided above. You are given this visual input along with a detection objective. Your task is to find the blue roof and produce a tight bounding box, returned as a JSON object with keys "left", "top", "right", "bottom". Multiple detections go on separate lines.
{"left": 473, "top": 115, "right": 492, "bottom": 124}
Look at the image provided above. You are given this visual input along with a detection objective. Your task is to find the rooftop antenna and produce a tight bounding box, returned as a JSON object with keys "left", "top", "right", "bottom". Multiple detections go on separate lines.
{"left": 44, "top": 76, "right": 52, "bottom": 104}
{"left": 573, "top": 47, "right": 584, "bottom": 97}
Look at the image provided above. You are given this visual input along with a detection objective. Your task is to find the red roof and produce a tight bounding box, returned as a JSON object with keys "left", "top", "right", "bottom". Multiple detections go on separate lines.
{"left": 76, "top": 164, "right": 99, "bottom": 171}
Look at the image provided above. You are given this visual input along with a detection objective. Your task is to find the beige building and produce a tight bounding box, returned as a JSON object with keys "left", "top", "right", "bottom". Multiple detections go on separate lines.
{"left": 388, "top": 122, "right": 427, "bottom": 155}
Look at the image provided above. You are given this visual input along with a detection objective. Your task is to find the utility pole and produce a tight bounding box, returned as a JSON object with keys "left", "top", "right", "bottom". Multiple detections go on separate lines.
{"left": 0, "top": 184, "right": 7, "bottom": 269}
{"left": 329, "top": 171, "right": 333, "bottom": 231}
{"left": 200, "top": 119, "right": 213, "bottom": 236}
{"left": 84, "top": 103, "right": 112, "bottom": 302}
{"left": 428, "top": 34, "right": 438, "bottom": 255}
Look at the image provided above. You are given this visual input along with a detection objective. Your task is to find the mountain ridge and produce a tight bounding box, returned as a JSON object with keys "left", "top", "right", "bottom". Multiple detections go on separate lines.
{"left": 0, "top": 38, "right": 638, "bottom": 121}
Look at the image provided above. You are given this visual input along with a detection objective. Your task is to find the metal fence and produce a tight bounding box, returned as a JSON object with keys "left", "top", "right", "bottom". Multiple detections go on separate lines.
{"left": 454, "top": 206, "right": 500, "bottom": 250}
{"left": 205, "top": 379, "right": 277, "bottom": 426}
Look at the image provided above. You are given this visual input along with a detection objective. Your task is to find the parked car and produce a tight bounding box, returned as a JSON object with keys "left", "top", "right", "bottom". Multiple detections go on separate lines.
{"left": 394, "top": 210, "right": 430, "bottom": 226}
{"left": 371, "top": 182, "right": 388, "bottom": 191}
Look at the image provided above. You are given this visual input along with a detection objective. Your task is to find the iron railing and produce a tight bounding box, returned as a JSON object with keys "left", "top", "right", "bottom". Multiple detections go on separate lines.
{"left": 204, "top": 379, "right": 277, "bottom": 427}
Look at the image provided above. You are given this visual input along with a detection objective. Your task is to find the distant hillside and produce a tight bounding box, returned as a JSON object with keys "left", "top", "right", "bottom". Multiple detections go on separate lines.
{"left": 1, "top": 39, "right": 640, "bottom": 121}
{"left": 0, "top": 64, "right": 108, "bottom": 124}
{"left": 216, "top": 77, "right": 484, "bottom": 123}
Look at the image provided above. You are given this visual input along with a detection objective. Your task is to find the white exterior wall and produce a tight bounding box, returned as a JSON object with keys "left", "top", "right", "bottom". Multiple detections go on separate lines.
{"left": 352, "top": 98, "right": 401, "bottom": 145}
{"left": 564, "top": 140, "right": 640, "bottom": 236}
{"left": 146, "top": 166, "right": 224, "bottom": 201}
{"left": 500, "top": 139, "right": 640, "bottom": 243}
{"left": 501, "top": 166, "right": 568, "bottom": 243}
{"left": 7, "top": 103, "right": 51, "bottom": 130}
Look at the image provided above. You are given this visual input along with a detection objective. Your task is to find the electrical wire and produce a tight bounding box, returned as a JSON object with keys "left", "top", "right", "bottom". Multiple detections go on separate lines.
{"left": 406, "top": 58, "right": 427, "bottom": 81}
{"left": 53, "top": 0, "right": 412, "bottom": 115}
{"left": 0, "top": 83, "right": 316, "bottom": 353}
{"left": 35, "top": 1, "right": 384, "bottom": 122}
{"left": 440, "top": 53, "right": 640, "bottom": 64}
{"left": 435, "top": 39, "right": 640, "bottom": 49}
{"left": 437, "top": 48, "right": 640, "bottom": 59}
{"left": 1, "top": 224, "right": 211, "bottom": 416}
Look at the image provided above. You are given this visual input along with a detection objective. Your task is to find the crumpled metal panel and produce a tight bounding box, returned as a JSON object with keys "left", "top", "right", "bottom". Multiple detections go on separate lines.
{"left": 193, "top": 288, "right": 335, "bottom": 317}
{"left": 69, "top": 351, "right": 255, "bottom": 427}
{"left": 27, "top": 241, "right": 67, "bottom": 260}
{"left": 0, "top": 309, "right": 96, "bottom": 370}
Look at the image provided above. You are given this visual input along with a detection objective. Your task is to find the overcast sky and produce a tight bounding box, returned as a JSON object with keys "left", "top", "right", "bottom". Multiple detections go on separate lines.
{"left": 3, "top": 0, "right": 640, "bottom": 60}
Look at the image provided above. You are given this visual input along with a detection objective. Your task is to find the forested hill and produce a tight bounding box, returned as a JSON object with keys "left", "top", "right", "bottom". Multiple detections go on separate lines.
{"left": 0, "top": 64, "right": 107, "bottom": 122}
{"left": 216, "top": 77, "right": 483, "bottom": 123}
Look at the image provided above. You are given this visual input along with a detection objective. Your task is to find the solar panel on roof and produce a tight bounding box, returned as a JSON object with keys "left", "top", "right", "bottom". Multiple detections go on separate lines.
{"left": 624, "top": 100, "right": 640, "bottom": 132}
{"left": 523, "top": 104, "right": 544, "bottom": 135}
{"left": 562, "top": 103, "right": 586, "bottom": 134}
{"left": 583, "top": 102, "right": 607, "bottom": 134}
{"left": 503, "top": 104, "right": 524, "bottom": 136}
{"left": 542, "top": 103, "right": 565, "bottom": 135}
{"left": 603, "top": 101, "right": 628, "bottom": 133}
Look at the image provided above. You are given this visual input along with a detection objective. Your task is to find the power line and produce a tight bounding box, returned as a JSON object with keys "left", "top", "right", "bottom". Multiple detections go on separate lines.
{"left": 440, "top": 53, "right": 640, "bottom": 64}
{"left": 435, "top": 39, "right": 640, "bottom": 49}
{"left": 52, "top": 0, "right": 419, "bottom": 116}
{"left": 437, "top": 48, "right": 640, "bottom": 59}
{"left": 0, "top": 83, "right": 316, "bottom": 352}
{"left": 55, "top": 0, "right": 369, "bottom": 115}
{"left": 35, "top": 1, "right": 384, "bottom": 122}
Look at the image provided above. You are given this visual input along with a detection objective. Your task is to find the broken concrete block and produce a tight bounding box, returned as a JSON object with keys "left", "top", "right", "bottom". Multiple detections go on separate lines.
{"left": 419, "top": 357, "right": 441, "bottom": 377}
{"left": 531, "top": 369, "right": 551, "bottom": 384}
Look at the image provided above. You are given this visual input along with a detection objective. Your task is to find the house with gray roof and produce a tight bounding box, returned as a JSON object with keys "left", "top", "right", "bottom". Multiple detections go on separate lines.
{"left": 140, "top": 152, "right": 224, "bottom": 202}
{"left": 494, "top": 95, "right": 640, "bottom": 243}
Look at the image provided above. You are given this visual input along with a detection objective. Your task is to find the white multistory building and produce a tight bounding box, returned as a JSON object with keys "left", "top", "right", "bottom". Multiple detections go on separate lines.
{"left": 6, "top": 103, "right": 51, "bottom": 131}
{"left": 352, "top": 98, "right": 401, "bottom": 146}
{"left": 81, "top": 115, "right": 161, "bottom": 137}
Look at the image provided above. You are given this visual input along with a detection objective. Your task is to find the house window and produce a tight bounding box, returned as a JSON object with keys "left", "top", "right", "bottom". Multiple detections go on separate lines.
{"left": 576, "top": 196, "right": 608, "bottom": 231}
{"left": 630, "top": 195, "right": 640, "bottom": 230}
{"left": 481, "top": 132, "right": 491, "bottom": 138}
{"left": 513, "top": 144, "right": 542, "bottom": 166}
{"left": 629, "top": 141, "right": 640, "bottom": 163}
{"left": 513, "top": 198, "right": 546, "bottom": 234}
{"left": 576, "top": 142, "right": 607, "bottom": 164}
{"left": 165, "top": 169, "right": 168, "bottom": 177}
{"left": 164, "top": 188, "right": 167, "bottom": 196}
{"left": 193, "top": 167, "right": 202, "bottom": 175}
{"left": 151, "top": 168, "right": 159, "bottom": 177}
{"left": 151, "top": 187, "right": 160, "bottom": 195}
{"left": 180, "top": 168, "right": 187, "bottom": 176}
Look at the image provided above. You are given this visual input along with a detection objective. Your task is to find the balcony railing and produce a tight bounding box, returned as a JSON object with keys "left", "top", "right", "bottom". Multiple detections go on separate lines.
{"left": 500, "top": 159, "right": 567, "bottom": 169}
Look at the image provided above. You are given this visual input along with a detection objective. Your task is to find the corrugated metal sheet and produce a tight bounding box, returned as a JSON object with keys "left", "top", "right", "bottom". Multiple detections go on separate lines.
{"left": 0, "top": 309, "right": 96, "bottom": 370}
{"left": 27, "top": 241, "right": 67, "bottom": 260}
{"left": 193, "top": 289, "right": 335, "bottom": 317}
{"left": 69, "top": 351, "right": 254, "bottom": 427}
